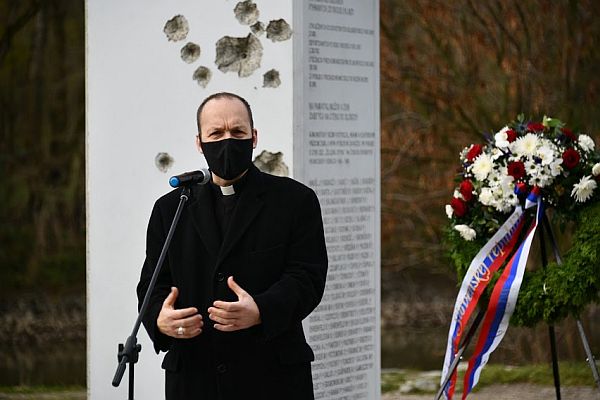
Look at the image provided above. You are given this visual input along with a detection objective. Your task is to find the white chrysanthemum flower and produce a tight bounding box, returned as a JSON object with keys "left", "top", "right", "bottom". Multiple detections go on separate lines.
{"left": 578, "top": 134, "right": 595, "bottom": 152}
{"left": 502, "top": 180, "right": 516, "bottom": 196}
{"left": 494, "top": 200, "right": 515, "bottom": 213}
{"left": 445, "top": 204, "right": 453, "bottom": 219}
{"left": 537, "top": 140, "right": 557, "bottom": 165}
{"left": 485, "top": 181, "right": 515, "bottom": 212}
{"left": 490, "top": 147, "right": 504, "bottom": 161}
{"left": 500, "top": 192, "right": 519, "bottom": 211}
{"left": 525, "top": 158, "right": 542, "bottom": 174}
{"left": 498, "top": 170, "right": 514, "bottom": 186}
{"left": 479, "top": 187, "right": 494, "bottom": 206}
{"left": 532, "top": 169, "right": 554, "bottom": 188}
{"left": 524, "top": 157, "right": 557, "bottom": 188}
{"left": 492, "top": 185, "right": 505, "bottom": 198}
{"left": 549, "top": 158, "right": 563, "bottom": 177}
{"left": 453, "top": 190, "right": 463, "bottom": 200}
{"left": 525, "top": 159, "right": 540, "bottom": 175}
{"left": 494, "top": 126, "right": 511, "bottom": 148}
{"left": 475, "top": 168, "right": 515, "bottom": 212}
{"left": 471, "top": 153, "right": 493, "bottom": 181}
{"left": 454, "top": 224, "right": 476, "bottom": 241}
{"left": 592, "top": 163, "right": 600, "bottom": 176}
{"left": 571, "top": 175, "right": 597, "bottom": 203}
{"left": 511, "top": 133, "right": 539, "bottom": 157}
{"left": 486, "top": 168, "right": 502, "bottom": 185}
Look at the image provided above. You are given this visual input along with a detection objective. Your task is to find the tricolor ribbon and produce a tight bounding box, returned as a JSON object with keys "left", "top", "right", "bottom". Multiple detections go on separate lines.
{"left": 525, "top": 186, "right": 541, "bottom": 209}
{"left": 441, "top": 207, "right": 526, "bottom": 398}
{"left": 461, "top": 199, "right": 543, "bottom": 399}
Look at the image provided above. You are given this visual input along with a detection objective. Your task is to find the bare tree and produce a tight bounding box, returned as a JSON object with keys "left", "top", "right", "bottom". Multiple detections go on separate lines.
{"left": 0, "top": 0, "right": 85, "bottom": 293}
{"left": 379, "top": 0, "right": 600, "bottom": 292}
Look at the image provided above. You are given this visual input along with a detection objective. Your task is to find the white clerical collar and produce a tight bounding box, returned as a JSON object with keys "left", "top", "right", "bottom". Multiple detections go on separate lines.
{"left": 220, "top": 185, "right": 235, "bottom": 196}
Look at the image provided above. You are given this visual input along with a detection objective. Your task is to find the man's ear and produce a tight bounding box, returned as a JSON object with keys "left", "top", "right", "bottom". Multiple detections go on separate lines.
{"left": 195, "top": 135, "right": 203, "bottom": 154}
{"left": 252, "top": 128, "right": 258, "bottom": 149}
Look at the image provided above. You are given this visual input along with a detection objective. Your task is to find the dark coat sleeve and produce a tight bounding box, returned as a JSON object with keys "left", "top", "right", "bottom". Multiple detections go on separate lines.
{"left": 253, "top": 188, "right": 328, "bottom": 341}
{"left": 136, "top": 200, "right": 174, "bottom": 353}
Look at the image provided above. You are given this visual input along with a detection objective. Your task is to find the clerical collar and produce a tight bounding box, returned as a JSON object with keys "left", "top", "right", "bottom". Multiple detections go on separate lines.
{"left": 220, "top": 185, "right": 235, "bottom": 196}
{"left": 210, "top": 169, "right": 249, "bottom": 197}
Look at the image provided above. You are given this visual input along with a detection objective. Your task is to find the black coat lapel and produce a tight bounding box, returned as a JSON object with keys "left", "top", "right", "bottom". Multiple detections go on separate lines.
{"left": 188, "top": 184, "right": 221, "bottom": 257}
{"left": 217, "top": 167, "right": 265, "bottom": 263}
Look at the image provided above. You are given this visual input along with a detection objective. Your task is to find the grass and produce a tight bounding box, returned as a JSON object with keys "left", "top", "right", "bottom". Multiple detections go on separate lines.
{"left": 0, "top": 363, "right": 597, "bottom": 396}
{"left": 381, "top": 361, "right": 600, "bottom": 394}
{"left": 476, "top": 362, "right": 598, "bottom": 388}
{"left": 381, "top": 371, "right": 408, "bottom": 393}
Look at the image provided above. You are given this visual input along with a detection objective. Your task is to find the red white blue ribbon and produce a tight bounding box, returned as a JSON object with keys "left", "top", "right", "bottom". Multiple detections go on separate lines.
{"left": 441, "top": 207, "right": 526, "bottom": 399}
{"left": 460, "top": 199, "right": 543, "bottom": 399}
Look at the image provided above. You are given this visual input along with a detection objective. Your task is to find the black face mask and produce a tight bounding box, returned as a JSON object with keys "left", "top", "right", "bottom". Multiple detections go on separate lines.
{"left": 201, "top": 138, "right": 254, "bottom": 180}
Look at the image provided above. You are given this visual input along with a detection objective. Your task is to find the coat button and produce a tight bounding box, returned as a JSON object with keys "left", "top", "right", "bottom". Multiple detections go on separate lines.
{"left": 216, "top": 273, "right": 225, "bottom": 282}
{"left": 216, "top": 363, "right": 227, "bottom": 374}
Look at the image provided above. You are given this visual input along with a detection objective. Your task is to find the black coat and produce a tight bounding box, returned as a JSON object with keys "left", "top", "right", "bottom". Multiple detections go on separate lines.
{"left": 137, "top": 166, "right": 328, "bottom": 400}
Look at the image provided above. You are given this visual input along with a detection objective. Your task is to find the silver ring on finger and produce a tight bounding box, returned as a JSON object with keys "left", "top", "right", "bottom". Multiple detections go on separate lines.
{"left": 177, "top": 326, "right": 184, "bottom": 336}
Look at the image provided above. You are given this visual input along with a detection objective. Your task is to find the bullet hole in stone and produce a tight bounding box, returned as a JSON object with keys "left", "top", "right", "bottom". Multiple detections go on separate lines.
{"left": 250, "top": 21, "right": 265, "bottom": 37}
{"left": 266, "top": 19, "right": 292, "bottom": 42}
{"left": 193, "top": 66, "right": 212, "bottom": 88}
{"left": 164, "top": 15, "right": 189, "bottom": 42}
{"left": 180, "top": 42, "right": 201, "bottom": 63}
{"left": 263, "top": 69, "right": 280, "bottom": 88}
{"left": 253, "top": 150, "right": 289, "bottom": 177}
{"left": 234, "top": 0, "right": 259, "bottom": 26}
{"left": 215, "top": 34, "right": 263, "bottom": 78}
{"left": 155, "top": 152, "right": 175, "bottom": 173}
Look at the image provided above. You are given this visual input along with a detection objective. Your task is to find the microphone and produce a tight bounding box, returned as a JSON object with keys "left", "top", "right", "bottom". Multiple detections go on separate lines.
{"left": 169, "top": 168, "right": 211, "bottom": 187}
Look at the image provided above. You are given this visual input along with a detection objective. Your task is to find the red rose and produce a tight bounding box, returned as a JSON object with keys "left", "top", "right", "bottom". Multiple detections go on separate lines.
{"left": 466, "top": 144, "right": 483, "bottom": 162}
{"left": 507, "top": 161, "right": 526, "bottom": 180}
{"left": 527, "top": 122, "right": 545, "bottom": 132}
{"left": 560, "top": 127, "right": 577, "bottom": 141}
{"left": 562, "top": 148, "right": 580, "bottom": 169}
{"left": 459, "top": 179, "right": 475, "bottom": 201}
{"left": 506, "top": 129, "right": 517, "bottom": 142}
{"left": 450, "top": 197, "right": 468, "bottom": 217}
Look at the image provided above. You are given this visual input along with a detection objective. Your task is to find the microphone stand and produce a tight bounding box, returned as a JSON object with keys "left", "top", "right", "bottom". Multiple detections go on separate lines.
{"left": 112, "top": 185, "right": 191, "bottom": 399}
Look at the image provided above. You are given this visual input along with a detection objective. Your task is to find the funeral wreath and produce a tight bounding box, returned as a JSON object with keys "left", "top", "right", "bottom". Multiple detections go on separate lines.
{"left": 445, "top": 114, "right": 600, "bottom": 326}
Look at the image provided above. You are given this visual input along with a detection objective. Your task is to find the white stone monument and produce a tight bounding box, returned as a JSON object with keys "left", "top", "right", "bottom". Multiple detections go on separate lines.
{"left": 87, "top": 1, "right": 379, "bottom": 399}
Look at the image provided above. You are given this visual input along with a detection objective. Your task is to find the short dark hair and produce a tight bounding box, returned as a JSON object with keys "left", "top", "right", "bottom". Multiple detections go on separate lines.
{"left": 196, "top": 92, "right": 254, "bottom": 135}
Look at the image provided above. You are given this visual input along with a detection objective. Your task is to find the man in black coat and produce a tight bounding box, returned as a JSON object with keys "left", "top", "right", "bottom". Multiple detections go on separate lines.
{"left": 137, "top": 92, "right": 328, "bottom": 399}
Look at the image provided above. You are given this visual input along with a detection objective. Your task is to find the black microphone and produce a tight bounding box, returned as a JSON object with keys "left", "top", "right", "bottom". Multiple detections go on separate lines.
{"left": 169, "top": 168, "right": 211, "bottom": 187}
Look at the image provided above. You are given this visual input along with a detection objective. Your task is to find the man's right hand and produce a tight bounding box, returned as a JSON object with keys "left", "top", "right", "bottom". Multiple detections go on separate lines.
{"left": 157, "top": 287, "right": 203, "bottom": 339}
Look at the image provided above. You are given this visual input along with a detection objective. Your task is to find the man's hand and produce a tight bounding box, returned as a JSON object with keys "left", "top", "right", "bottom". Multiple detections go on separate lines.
{"left": 157, "top": 287, "right": 203, "bottom": 338}
{"left": 208, "top": 277, "right": 261, "bottom": 332}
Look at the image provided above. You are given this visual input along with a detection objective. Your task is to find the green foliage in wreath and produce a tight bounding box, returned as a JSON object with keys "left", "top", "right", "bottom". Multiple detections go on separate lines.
{"left": 444, "top": 115, "right": 600, "bottom": 326}
{"left": 445, "top": 202, "right": 600, "bottom": 326}
{"left": 511, "top": 202, "right": 600, "bottom": 326}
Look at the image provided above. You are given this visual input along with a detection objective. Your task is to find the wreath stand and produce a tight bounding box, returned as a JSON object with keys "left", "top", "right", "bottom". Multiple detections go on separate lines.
{"left": 435, "top": 209, "right": 600, "bottom": 400}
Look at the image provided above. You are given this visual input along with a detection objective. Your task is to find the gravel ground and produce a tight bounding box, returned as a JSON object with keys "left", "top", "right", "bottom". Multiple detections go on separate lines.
{"left": 383, "top": 384, "right": 600, "bottom": 400}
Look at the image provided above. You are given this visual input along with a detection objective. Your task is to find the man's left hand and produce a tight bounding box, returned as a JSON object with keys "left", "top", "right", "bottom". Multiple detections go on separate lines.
{"left": 208, "top": 276, "right": 261, "bottom": 332}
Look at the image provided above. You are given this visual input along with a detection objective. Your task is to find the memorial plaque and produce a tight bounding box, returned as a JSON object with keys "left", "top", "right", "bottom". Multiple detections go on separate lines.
{"left": 294, "top": 1, "right": 381, "bottom": 399}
